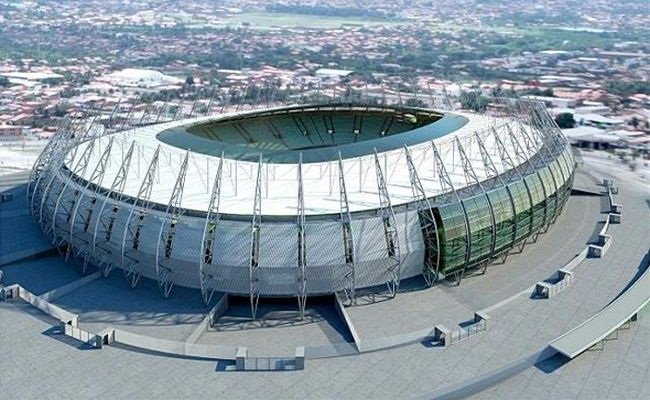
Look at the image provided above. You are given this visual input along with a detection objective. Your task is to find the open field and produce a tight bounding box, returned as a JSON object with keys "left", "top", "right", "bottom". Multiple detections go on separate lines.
{"left": 214, "top": 12, "right": 405, "bottom": 29}
{"left": 0, "top": 141, "right": 44, "bottom": 176}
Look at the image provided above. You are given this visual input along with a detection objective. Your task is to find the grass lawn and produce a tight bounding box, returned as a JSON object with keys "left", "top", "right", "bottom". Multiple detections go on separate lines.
{"left": 218, "top": 12, "right": 404, "bottom": 29}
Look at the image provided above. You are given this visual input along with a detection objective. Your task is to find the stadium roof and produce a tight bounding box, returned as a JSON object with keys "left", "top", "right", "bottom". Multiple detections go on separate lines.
{"left": 157, "top": 105, "right": 467, "bottom": 163}
{"left": 69, "top": 106, "right": 534, "bottom": 216}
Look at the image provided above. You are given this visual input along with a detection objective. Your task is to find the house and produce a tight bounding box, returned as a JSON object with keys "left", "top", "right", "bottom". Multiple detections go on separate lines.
{"left": 575, "top": 113, "right": 624, "bottom": 129}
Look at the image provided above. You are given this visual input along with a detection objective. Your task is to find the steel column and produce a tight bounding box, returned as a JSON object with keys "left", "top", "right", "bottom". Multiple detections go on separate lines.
{"left": 91, "top": 141, "right": 136, "bottom": 276}
{"left": 404, "top": 146, "right": 441, "bottom": 286}
{"left": 249, "top": 156, "right": 263, "bottom": 319}
{"left": 66, "top": 137, "right": 115, "bottom": 271}
{"left": 199, "top": 155, "right": 224, "bottom": 305}
{"left": 120, "top": 145, "right": 161, "bottom": 288}
{"left": 50, "top": 129, "right": 101, "bottom": 243}
{"left": 506, "top": 124, "right": 548, "bottom": 239}
{"left": 492, "top": 125, "right": 535, "bottom": 249}
{"left": 29, "top": 120, "right": 74, "bottom": 215}
{"left": 475, "top": 132, "right": 518, "bottom": 258}
{"left": 39, "top": 117, "right": 94, "bottom": 234}
{"left": 516, "top": 120, "right": 561, "bottom": 230}
{"left": 373, "top": 150, "right": 401, "bottom": 297}
{"left": 431, "top": 141, "right": 471, "bottom": 285}
{"left": 455, "top": 137, "right": 497, "bottom": 273}
{"left": 297, "top": 154, "right": 307, "bottom": 318}
{"left": 155, "top": 151, "right": 190, "bottom": 298}
{"left": 28, "top": 117, "right": 72, "bottom": 205}
{"left": 338, "top": 153, "right": 356, "bottom": 305}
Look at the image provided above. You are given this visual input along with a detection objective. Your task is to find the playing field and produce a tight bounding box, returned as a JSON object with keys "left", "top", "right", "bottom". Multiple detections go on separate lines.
{"left": 219, "top": 12, "right": 404, "bottom": 29}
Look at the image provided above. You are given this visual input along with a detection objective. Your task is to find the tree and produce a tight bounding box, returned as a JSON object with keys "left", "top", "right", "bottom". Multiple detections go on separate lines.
{"left": 555, "top": 112, "right": 575, "bottom": 129}
{"left": 185, "top": 75, "right": 195, "bottom": 86}
{"left": 459, "top": 91, "right": 488, "bottom": 112}
{"left": 405, "top": 98, "right": 427, "bottom": 108}
{"left": 53, "top": 104, "right": 71, "bottom": 117}
{"left": 0, "top": 76, "right": 9, "bottom": 87}
{"left": 603, "top": 80, "right": 650, "bottom": 96}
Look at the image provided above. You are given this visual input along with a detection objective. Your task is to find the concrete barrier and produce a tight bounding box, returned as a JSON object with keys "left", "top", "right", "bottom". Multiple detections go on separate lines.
{"left": 534, "top": 269, "right": 574, "bottom": 299}
{"left": 14, "top": 285, "right": 79, "bottom": 326}
{"left": 295, "top": 346, "right": 305, "bottom": 370}
{"left": 355, "top": 325, "right": 434, "bottom": 353}
{"left": 303, "top": 341, "right": 358, "bottom": 359}
{"left": 437, "top": 313, "right": 490, "bottom": 346}
{"left": 534, "top": 282, "right": 553, "bottom": 298}
{"left": 98, "top": 328, "right": 115, "bottom": 346}
{"left": 0, "top": 283, "right": 20, "bottom": 301}
{"left": 564, "top": 248, "right": 589, "bottom": 272}
{"left": 589, "top": 238, "right": 612, "bottom": 258}
{"left": 589, "top": 244, "right": 603, "bottom": 258}
{"left": 598, "top": 233, "right": 612, "bottom": 246}
{"left": 63, "top": 322, "right": 103, "bottom": 348}
{"left": 113, "top": 328, "right": 239, "bottom": 360}
{"left": 232, "top": 347, "right": 306, "bottom": 371}
{"left": 605, "top": 180, "right": 622, "bottom": 215}
{"left": 208, "top": 293, "right": 229, "bottom": 327}
{"left": 40, "top": 271, "right": 101, "bottom": 302}
{"left": 240, "top": 356, "right": 300, "bottom": 371}
{"left": 187, "top": 295, "right": 230, "bottom": 345}
{"left": 434, "top": 325, "right": 451, "bottom": 347}
{"left": 236, "top": 347, "right": 247, "bottom": 370}
{"left": 589, "top": 207, "right": 617, "bottom": 258}
{"left": 0, "top": 283, "right": 105, "bottom": 348}
{"left": 333, "top": 293, "right": 361, "bottom": 352}
{"left": 474, "top": 312, "right": 490, "bottom": 327}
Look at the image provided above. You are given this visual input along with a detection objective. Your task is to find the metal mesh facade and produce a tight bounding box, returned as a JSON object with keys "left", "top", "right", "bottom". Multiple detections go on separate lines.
{"left": 28, "top": 102, "right": 575, "bottom": 316}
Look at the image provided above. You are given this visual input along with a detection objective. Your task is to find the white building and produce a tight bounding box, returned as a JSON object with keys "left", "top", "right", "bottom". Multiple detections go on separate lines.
{"left": 522, "top": 95, "right": 577, "bottom": 109}
{"left": 575, "top": 113, "right": 624, "bottom": 129}
{"left": 0, "top": 71, "right": 64, "bottom": 87}
{"left": 574, "top": 105, "right": 610, "bottom": 115}
{"left": 95, "top": 68, "right": 182, "bottom": 89}
{"left": 562, "top": 126, "right": 622, "bottom": 149}
{"left": 315, "top": 68, "right": 355, "bottom": 78}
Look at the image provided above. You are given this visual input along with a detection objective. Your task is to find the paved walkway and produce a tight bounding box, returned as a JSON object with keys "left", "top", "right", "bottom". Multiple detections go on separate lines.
{"left": 55, "top": 274, "right": 208, "bottom": 341}
{"left": 198, "top": 296, "right": 352, "bottom": 357}
{"left": 0, "top": 172, "right": 54, "bottom": 266}
{"left": 466, "top": 151, "right": 650, "bottom": 400}
{"left": 347, "top": 186, "right": 603, "bottom": 340}
{"left": 473, "top": 308, "right": 650, "bottom": 400}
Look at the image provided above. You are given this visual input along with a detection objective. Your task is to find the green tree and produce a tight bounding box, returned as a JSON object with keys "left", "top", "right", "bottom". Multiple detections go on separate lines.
{"left": 604, "top": 80, "right": 650, "bottom": 96}
{"left": 459, "top": 91, "right": 488, "bottom": 112}
{"left": 0, "top": 76, "right": 9, "bottom": 87}
{"left": 555, "top": 112, "right": 575, "bottom": 129}
{"left": 405, "top": 98, "right": 427, "bottom": 108}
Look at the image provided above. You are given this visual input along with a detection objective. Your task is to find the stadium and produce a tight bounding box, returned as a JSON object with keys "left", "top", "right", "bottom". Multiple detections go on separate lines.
{"left": 26, "top": 98, "right": 575, "bottom": 319}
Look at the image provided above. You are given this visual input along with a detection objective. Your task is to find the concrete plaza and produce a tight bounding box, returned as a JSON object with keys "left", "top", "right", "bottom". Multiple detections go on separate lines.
{"left": 1, "top": 152, "right": 649, "bottom": 399}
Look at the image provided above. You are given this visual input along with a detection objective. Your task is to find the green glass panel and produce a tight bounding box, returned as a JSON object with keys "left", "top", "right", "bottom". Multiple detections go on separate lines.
{"left": 438, "top": 202, "right": 468, "bottom": 275}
